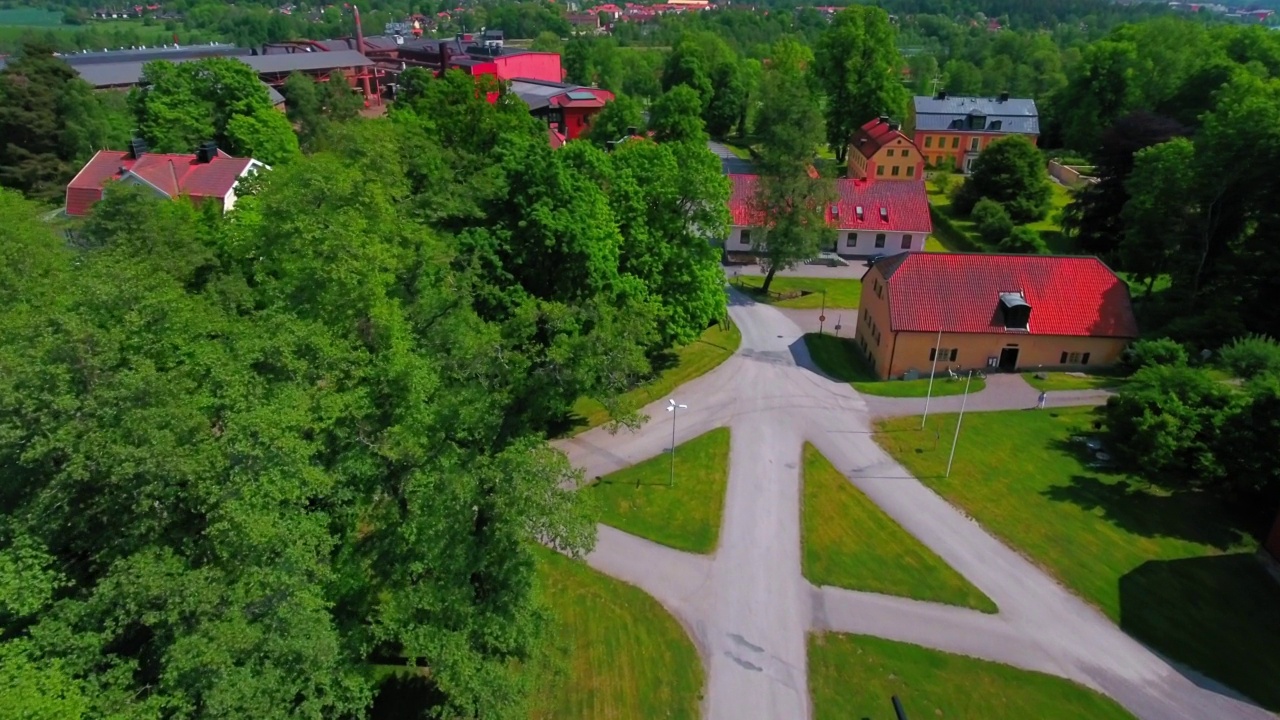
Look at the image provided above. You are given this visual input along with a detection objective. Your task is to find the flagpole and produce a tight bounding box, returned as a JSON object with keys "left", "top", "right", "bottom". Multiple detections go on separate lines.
{"left": 945, "top": 370, "right": 973, "bottom": 478}
{"left": 921, "top": 326, "right": 943, "bottom": 430}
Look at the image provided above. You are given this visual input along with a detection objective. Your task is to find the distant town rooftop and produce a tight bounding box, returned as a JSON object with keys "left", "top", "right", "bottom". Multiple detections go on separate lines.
{"left": 913, "top": 93, "right": 1040, "bottom": 135}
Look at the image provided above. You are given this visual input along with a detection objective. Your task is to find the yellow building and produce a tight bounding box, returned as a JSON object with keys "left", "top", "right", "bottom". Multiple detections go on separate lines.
{"left": 847, "top": 116, "right": 924, "bottom": 181}
{"left": 854, "top": 253, "right": 1138, "bottom": 380}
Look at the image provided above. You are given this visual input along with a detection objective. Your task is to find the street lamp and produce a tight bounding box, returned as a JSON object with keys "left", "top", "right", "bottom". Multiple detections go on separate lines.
{"left": 666, "top": 398, "right": 687, "bottom": 487}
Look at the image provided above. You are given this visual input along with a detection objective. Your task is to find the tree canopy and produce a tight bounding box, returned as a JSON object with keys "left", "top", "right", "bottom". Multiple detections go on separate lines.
{"left": 954, "top": 135, "right": 1051, "bottom": 223}
{"left": 813, "top": 6, "right": 909, "bottom": 163}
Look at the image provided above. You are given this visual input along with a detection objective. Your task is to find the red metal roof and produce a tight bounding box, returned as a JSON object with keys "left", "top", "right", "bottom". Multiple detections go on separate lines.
{"left": 66, "top": 148, "right": 253, "bottom": 216}
{"left": 873, "top": 253, "right": 1139, "bottom": 338}
{"left": 727, "top": 174, "right": 932, "bottom": 233}
{"left": 850, "top": 117, "right": 912, "bottom": 161}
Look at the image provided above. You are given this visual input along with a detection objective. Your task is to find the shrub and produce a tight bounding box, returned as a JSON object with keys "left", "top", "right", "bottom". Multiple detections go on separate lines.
{"left": 949, "top": 178, "right": 980, "bottom": 216}
{"left": 971, "top": 198, "right": 1012, "bottom": 245}
{"left": 932, "top": 172, "right": 954, "bottom": 196}
{"left": 1217, "top": 334, "right": 1280, "bottom": 379}
{"left": 1123, "top": 337, "right": 1189, "bottom": 371}
{"left": 998, "top": 226, "right": 1046, "bottom": 254}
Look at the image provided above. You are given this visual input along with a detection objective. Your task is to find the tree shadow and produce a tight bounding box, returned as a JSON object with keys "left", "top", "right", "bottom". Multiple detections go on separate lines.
{"left": 546, "top": 410, "right": 589, "bottom": 439}
{"left": 1040, "top": 469, "right": 1249, "bottom": 551}
{"left": 1120, "top": 554, "right": 1280, "bottom": 712}
{"left": 369, "top": 670, "right": 447, "bottom": 719}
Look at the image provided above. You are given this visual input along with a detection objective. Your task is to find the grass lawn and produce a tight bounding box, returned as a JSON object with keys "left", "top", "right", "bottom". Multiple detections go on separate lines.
{"left": 585, "top": 428, "right": 730, "bottom": 554}
{"left": 733, "top": 275, "right": 862, "bottom": 309}
{"left": 874, "top": 408, "right": 1280, "bottom": 710}
{"left": 804, "top": 333, "right": 986, "bottom": 397}
{"left": 924, "top": 234, "right": 949, "bottom": 252}
{"left": 1027, "top": 182, "right": 1076, "bottom": 254}
{"left": 532, "top": 549, "right": 702, "bottom": 720}
{"left": 0, "top": 8, "right": 64, "bottom": 25}
{"left": 809, "top": 634, "right": 1136, "bottom": 720}
{"left": 571, "top": 319, "right": 740, "bottom": 431}
{"left": 926, "top": 179, "right": 1077, "bottom": 255}
{"left": 1021, "top": 371, "right": 1127, "bottom": 392}
{"left": 720, "top": 142, "right": 752, "bottom": 160}
{"left": 801, "top": 444, "right": 995, "bottom": 611}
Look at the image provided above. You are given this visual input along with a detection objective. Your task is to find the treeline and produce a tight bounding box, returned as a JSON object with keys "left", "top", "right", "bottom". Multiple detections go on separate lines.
{"left": 0, "top": 50, "right": 731, "bottom": 718}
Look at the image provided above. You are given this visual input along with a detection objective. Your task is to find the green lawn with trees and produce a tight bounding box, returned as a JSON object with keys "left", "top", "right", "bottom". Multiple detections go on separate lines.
{"left": 874, "top": 406, "right": 1280, "bottom": 710}
{"left": 732, "top": 275, "right": 862, "bottom": 309}
{"left": 805, "top": 334, "right": 986, "bottom": 397}
{"left": 531, "top": 550, "right": 703, "bottom": 720}
{"left": 586, "top": 428, "right": 730, "bottom": 554}
{"left": 802, "top": 445, "right": 995, "bottom": 611}
{"left": 1021, "top": 371, "right": 1127, "bottom": 392}
{"left": 809, "top": 634, "right": 1136, "bottom": 720}
{"left": 571, "top": 319, "right": 740, "bottom": 431}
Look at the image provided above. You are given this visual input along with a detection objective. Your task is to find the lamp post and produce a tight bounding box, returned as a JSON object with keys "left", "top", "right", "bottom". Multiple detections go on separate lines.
{"left": 945, "top": 371, "right": 974, "bottom": 478}
{"left": 819, "top": 289, "right": 827, "bottom": 334}
{"left": 667, "top": 398, "right": 687, "bottom": 487}
{"left": 921, "top": 326, "right": 944, "bottom": 430}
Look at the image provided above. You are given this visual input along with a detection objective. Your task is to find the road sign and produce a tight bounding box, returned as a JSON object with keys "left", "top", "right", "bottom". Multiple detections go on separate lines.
{"left": 818, "top": 315, "right": 826, "bottom": 323}
{"left": 834, "top": 324, "right": 841, "bottom": 331}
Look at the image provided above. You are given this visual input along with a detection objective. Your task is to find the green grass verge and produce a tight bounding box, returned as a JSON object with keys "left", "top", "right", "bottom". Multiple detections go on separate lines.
{"left": 804, "top": 333, "right": 986, "bottom": 397}
{"left": 809, "top": 633, "right": 1136, "bottom": 720}
{"left": 1021, "top": 371, "right": 1127, "bottom": 392}
{"left": 585, "top": 427, "right": 730, "bottom": 554}
{"left": 924, "top": 235, "right": 949, "bottom": 252}
{"left": 874, "top": 408, "right": 1280, "bottom": 711}
{"left": 801, "top": 444, "right": 995, "bottom": 611}
{"left": 733, "top": 275, "right": 862, "bottom": 309}
{"left": 532, "top": 549, "right": 702, "bottom": 720}
{"left": 571, "top": 319, "right": 740, "bottom": 431}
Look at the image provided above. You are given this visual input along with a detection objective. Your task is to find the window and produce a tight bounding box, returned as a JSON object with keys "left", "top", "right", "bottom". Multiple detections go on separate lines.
{"left": 845, "top": 232, "right": 857, "bottom": 247}
{"left": 1083, "top": 352, "right": 1091, "bottom": 365}
{"left": 924, "top": 136, "right": 933, "bottom": 148}
{"left": 901, "top": 234, "right": 913, "bottom": 249}
{"left": 740, "top": 229, "right": 751, "bottom": 245}
{"left": 969, "top": 137, "right": 980, "bottom": 151}
{"left": 929, "top": 348, "right": 959, "bottom": 362}
{"left": 951, "top": 136, "right": 959, "bottom": 149}
{"left": 1061, "top": 351, "right": 1090, "bottom": 365}
{"left": 876, "top": 165, "right": 885, "bottom": 176}
{"left": 891, "top": 166, "right": 900, "bottom": 176}
{"left": 906, "top": 166, "right": 915, "bottom": 177}
{"left": 886, "top": 148, "right": 895, "bottom": 157}
{"left": 901, "top": 149, "right": 909, "bottom": 159}
{"left": 875, "top": 233, "right": 886, "bottom": 248}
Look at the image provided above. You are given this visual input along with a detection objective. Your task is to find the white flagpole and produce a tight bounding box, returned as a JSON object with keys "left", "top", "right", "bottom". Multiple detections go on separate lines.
{"left": 945, "top": 370, "right": 973, "bottom": 478}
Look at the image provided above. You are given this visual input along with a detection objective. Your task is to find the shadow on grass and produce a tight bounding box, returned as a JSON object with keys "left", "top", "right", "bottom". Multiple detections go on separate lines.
{"left": 1120, "top": 554, "right": 1280, "bottom": 712}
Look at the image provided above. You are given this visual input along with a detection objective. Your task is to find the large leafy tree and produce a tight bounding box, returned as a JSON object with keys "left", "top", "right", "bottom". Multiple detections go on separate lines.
{"left": 130, "top": 57, "right": 280, "bottom": 156}
{"left": 648, "top": 85, "right": 708, "bottom": 145}
{"left": 954, "top": 135, "right": 1052, "bottom": 223}
{"left": 813, "top": 6, "right": 909, "bottom": 163}
{"left": 753, "top": 39, "right": 833, "bottom": 293}
{"left": 0, "top": 40, "right": 126, "bottom": 200}
{"left": 1119, "top": 137, "right": 1196, "bottom": 293}
{"left": 583, "top": 93, "right": 646, "bottom": 148}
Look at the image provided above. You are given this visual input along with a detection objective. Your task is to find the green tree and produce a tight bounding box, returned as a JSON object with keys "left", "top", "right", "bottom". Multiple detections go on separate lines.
{"left": 753, "top": 38, "right": 832, "bottom": 293}
{"left": 225, "top": 106, "right": 300, "bottom": 165}
{"left": 584, "top": 93, "right": 646, "bottom": 147}
{"left": 648, "top": 85, "right": 708, "bottom": 145}
{"left": 955, "top": 135, "right": 1051, "bottom": 223}
{"left": 705, "top": 60, "right": 746, "bottom": 139}
{"left": 998, "top": 225, "right": 1047, "bottom": 254}
{"left": 971, "top": 197, "right": 1013, "bottom": 245}
{"left": 531, "top": 30, "right": 562, "bottom": 54}
{"left": 813, "top": 6, "right": 909, "bottom": 163}
{"left": 0, "top": 40, "right": 125, "bottom": 200}
{"left": 130, "top": 57, "right": 275, "bottom": 154}
{"left": 1119, "top": 137, "right": 1195, "bottom": 292}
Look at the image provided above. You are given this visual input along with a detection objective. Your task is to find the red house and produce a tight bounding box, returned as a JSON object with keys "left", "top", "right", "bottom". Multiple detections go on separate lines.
{"left": 509, "top": 79, "right": 614, "bottom": 142}
{"left": 65, "top": 142, "right": 265, "bottom": 217}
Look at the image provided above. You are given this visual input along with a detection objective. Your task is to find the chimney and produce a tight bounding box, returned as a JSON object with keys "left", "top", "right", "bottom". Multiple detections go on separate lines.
{"left": 888, "top": 122, "right": 900, "bottom": 131}
{"left": 195, "top": 141, "right": 218, "bottom": 164}
{"left": 999, "top": 91, "right": 1010, "bottom": 102}
{"left": 128, "top": 136, "right": 148, "bottom": 159}
{"left": 353, "top": 5, "right": 366, "bottom": 56}
{"left": 878, "top": 114, "right": 889, "bottom": 124}
{"left": 935, "top": 90, "right": 947, "bottom": 100}
{"left": 625, "top": 126, "right": 638, "bottom": 136}
{"left": 439, "top": 41, "right": 451, "bottom": 73}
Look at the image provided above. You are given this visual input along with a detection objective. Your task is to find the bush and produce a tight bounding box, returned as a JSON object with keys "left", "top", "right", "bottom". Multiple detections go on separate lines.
{"left": 1217, "top": 334, "right": 1280, "bottom": 379}
{"left": 949, "top": 179, "right": 980, "bottom": 216}
{"left": 998, "top": 226, "right": 1046, "bottom": 254}
{"left": 1123, "top": 337, "right": 1189, "bottom": 371}
{"left": 971, "top": 198, "right": 1013, "bottom": 245}
{"left": 932, "top": 172, "right": 954, "bottom": 196}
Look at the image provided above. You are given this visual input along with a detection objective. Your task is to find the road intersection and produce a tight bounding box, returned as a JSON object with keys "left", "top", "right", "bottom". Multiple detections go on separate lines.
{"left": 556, "top": 290, "right": 1274, "bottom": 720}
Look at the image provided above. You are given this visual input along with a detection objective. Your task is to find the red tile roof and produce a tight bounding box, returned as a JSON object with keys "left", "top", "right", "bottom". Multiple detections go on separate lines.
{"left": 65, "top": 149, "right": 253, "bottom": 216}
{"left": 850, "top": 117, "right": 911, "bottom": 161}
{"left": 728, "top": 174, "right": 932, "bottom": 233}
{"left": 874, "top": 253, "right": 1139, "bottom": 338}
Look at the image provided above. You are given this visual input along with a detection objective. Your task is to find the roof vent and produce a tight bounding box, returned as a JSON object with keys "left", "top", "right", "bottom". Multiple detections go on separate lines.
{"left": 195, "top": 140, "right": 218, "bottom": 164}
{"left": 128, "top": 136, "right": 148, "bottom": 159}
{"left": 999, "top": 91, "right": 1010, "bottom": 102}
{"left": 935, "top": 90, "right": 947, "bottom": 100}
{"left": 999, "top": 291, "right": 1032, "bottom": 330}
{"left": 878, "top": 114, "right": 890, "bottom": 124}
{"left": 831, "top": 204, "right": 839, "bottom": 216}
{"left": 888, "top": 122, "right": 900, "bottom": 131}
{"left": 855, "top": 205, "right": 864, "bottom": 221}
{"left": 879, "top": 206, "right": 888, "bottom": 222}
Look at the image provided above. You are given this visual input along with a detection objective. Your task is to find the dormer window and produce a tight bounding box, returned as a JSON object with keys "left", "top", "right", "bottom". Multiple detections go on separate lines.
{"left": 830, "top": 204, "right": 839, "bottom": 218}
{"left": 999, "top": 291, "right": 1031, "bottom": 330}
{"left": 855, "top": 205, "right": 864, "bottom": 221}
{"left": 879, "top": 207, "right": 889, "bottom": 222}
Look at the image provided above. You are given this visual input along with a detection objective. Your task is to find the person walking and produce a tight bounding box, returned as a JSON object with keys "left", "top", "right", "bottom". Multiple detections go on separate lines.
{"left": 1037, "top": 391, "right": 1047, "bottom": 410}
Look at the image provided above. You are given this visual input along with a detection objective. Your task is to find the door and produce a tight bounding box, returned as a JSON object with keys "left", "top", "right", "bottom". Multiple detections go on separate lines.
{"left": 998, "top": 347, "right": 1019, "bottom": 371}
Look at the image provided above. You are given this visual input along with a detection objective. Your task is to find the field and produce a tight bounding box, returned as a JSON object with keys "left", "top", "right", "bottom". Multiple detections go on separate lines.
{"left": 874, "top": 407, "right": 1280, "bottom": 710}
{"left": 586, "top": 428, "right": 730, "bottom": 554}
{"left": 801, "top": 444, "right": 995, "bottom": 611}
{"left": 0, "top": 8, "right": 64, "bottom": 26}
{"left": 804, "top": 333, "right": 986, "bottom": 397}
{"left": 809, "top": 634, "right": 1136, "bottom": 720}
{"left": 732, "top": 275, "right": 862, "bottom": 309}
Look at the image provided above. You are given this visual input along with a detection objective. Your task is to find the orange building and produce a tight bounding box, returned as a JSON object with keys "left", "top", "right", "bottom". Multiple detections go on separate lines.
{"left": 853, "top": 253, "right": 1138, "bottom": 380}
{"left": 847, "top": 116, "right": 925, "bottom": 181}
{"left": 911, "top": 92, "right": 1039, "bottom": 173}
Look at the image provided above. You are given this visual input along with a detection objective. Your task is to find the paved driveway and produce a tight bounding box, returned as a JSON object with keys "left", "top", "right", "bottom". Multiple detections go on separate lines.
{"left": 555, "top": 289, "right": 1273, "bottom": 720}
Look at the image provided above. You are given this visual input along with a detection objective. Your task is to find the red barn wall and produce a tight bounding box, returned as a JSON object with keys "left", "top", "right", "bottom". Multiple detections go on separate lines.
{"left": 494, "top": 52, "right": 562, "bottom": 82}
